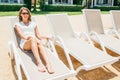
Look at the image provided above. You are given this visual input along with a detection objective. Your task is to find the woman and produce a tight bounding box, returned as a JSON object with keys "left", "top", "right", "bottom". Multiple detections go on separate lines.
{"left": 15, "top": 7, "right": 54, "bottom": 74}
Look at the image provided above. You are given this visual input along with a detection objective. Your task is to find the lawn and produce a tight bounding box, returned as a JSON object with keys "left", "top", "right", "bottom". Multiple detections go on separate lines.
{"left": 0, "top": 11, "right": 109, "bottom": 17}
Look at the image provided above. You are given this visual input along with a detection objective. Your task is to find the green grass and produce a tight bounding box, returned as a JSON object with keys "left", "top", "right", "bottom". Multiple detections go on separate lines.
{"left": 0, "top": 11, "right": 109, "bottom": 17}
{"left": 31, "top": 11, "right": 82, "bottom": 15}
{"left": 0, "top": 11, "right": 18, "bottom": 16}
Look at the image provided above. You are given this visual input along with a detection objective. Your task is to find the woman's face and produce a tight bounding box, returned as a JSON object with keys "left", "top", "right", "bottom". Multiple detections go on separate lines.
{"left": 21, "top": 9, "right": 29, "bottom": 21}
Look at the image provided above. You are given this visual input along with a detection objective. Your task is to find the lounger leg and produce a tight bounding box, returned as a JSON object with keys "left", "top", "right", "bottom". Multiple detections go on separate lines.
{"left": 15, "top": 56, "right": 22, "bottom": 80}
{"left": 11, "top": 42, "right": 22, "bottom": 80}
{"left": 102, "top": 66, "right": 114, "bottom": 73}
{"left": 8, "top": 41, "right": 14, "bottom": 60}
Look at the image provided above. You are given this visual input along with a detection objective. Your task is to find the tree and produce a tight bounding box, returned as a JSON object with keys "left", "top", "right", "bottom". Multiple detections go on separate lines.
{"left": 24, "top": 0, "right": 32, "bottom": 10}
{"left": 82, "top": 0, "right": 91, "bottom": 8}
{"left": 40, "top": 0, "right": 45, "bottom": 11}
{"left": 33, "top": 0, "right": 37, "bottom": 11}
{"left": 73, "top": 0, "right": 82, "bottom": 5}
{"left": 114, "top": 0, "right": 118, "bottom": 6}
{"left": 118, "top": 0, "right": 120, "bottom": 6}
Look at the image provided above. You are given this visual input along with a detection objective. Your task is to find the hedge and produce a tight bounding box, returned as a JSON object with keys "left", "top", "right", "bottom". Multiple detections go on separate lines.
{"left": 93, "top": 6, "right": 120, "bottom": 11}
{"left": 0, "top": 4, "right": 26, "bottom": 11}
{"left": 41, "top": 5, "right": 83, "bottom": 11}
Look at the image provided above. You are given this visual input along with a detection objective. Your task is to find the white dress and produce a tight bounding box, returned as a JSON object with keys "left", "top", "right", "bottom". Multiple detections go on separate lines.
{"left": 15, "top": 21, "right": 37, "bottom": 49}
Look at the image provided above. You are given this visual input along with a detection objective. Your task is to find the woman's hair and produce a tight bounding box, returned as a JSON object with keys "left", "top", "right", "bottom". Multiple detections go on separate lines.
{"left": 18, "top": 7, "right": 31, "bottom": 22}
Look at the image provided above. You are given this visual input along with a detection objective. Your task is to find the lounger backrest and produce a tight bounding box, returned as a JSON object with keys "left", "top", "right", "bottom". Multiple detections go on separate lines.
{"left": 83, "top": 9, "right": 104, "bottom": 34}
{"left": 47, "top": 14, "right": 75, "bottom": 38}
{"left": 110, "top": 10, "right": 120, "bottom": 31}
{"left": 10, "top": 17, "right": 20, "bottom": 48}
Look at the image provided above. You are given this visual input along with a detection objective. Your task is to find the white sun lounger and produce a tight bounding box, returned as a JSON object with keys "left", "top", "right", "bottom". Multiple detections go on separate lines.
{"left": 46, "top": 14, "right": 118, "bottom": 73}
{"left": 8, "top": 17, "right": 76, "bottom": 80}
{"left": 83, "top": 9, "right": 120, "bottom": 56}
{"left": 110, "top": 10, "right": 120, "bottom": 39}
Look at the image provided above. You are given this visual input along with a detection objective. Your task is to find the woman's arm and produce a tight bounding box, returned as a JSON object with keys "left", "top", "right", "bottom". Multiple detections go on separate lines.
{"left": 15, "top": 25, "right": 27, "bottom": 40}
{"left": 35, "top": 26, "right": 50, "bottom": 40}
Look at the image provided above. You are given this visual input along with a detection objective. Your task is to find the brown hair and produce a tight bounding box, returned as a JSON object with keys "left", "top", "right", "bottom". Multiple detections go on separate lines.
{"left": 18, "top": 7, "right": 31, "bottom": 22}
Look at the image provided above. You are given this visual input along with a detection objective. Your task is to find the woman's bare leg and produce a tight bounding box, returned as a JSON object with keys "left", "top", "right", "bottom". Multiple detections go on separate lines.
{"left": 37, "top": 40, "right": 54, "bottom": 74}
{"left": 23, "top": 37, "right": 46, "bottom": 72}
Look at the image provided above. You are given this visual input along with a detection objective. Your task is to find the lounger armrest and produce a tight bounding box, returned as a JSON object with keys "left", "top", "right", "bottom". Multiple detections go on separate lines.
{"left": 47, "top": 40, "right": 59, "bottom": 58}
{"left": 79, "top": 32, "right": 94, "bottom": 47}
{"left": 53, "top": 36, "right": 63, "bottom": 47}
{"left": 90, "top": 31, "right": 107, "bottom": 54}
{"left": 55, "top": 35, "right": 70, "bottom": 52}
{"left": 74, "top": 32, "right": 94, "bottom": 46}
{"left": 74, "top": 32, "right": 81, "bottom": 37}
{"left": 104, "top": 28, "right": 113, "bottom": 34}
{"left": 106, "top": 29, "right": 120, "bottom": 39}
{"left": 53, "top": 35, "right": 70, "bottom": 54}
{"left": 106, "top": 29, "right": 117, "bottom": 35}
{"left": 53, "top": 35, "right": 74, "bottom": 71}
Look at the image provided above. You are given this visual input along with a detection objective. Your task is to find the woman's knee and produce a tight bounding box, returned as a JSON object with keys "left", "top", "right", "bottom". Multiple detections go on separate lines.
{"left": 37, "top": 41, "right": 43, "bottom": 47}
{"left": 38, "top": 43, "right": 44, "bottom": 51}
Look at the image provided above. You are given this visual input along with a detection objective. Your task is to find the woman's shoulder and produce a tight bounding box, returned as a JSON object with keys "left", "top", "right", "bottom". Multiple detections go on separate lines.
{"left": 30, "top": 21, "right": 36, "bottom": 24}
{"left": 30, "top": 21, "right": 37, "bottom": 27}
{"left": 14, "top": 22, "right": 23, "bottom": 28}
{"left": 15, "top": 21, "right": 22, "bottom": 25}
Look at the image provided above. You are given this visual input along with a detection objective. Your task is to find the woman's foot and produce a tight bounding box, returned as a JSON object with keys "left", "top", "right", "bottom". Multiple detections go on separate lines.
{"left": 46, "top": 64, "right": 54, "bottom": 74}
{"left": 37, "top": 63, "right": 46, "bottom": 72}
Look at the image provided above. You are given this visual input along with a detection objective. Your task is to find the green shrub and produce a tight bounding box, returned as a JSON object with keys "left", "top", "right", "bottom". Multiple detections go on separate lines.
{"left": 93, "top": 6, "right": 120, "bottom": 11}
{"left": 0, "top": 4, "right": 26, "bottom": 11}
{"left": 42, "top": 5, "right": 83, "bottom": 11}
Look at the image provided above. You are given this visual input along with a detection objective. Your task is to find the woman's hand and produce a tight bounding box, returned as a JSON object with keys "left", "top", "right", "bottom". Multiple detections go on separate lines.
{"left": 36, "top": 35, "right": 52, "bottom": 41}
{"left": 26, "top": 36, "right": 34, "bottom": 40}
{"left": 46, "top": 36, "right": 51, "bottom": 41}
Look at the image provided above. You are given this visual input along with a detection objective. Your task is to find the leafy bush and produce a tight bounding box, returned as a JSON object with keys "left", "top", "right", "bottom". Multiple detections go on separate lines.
{"left": 0, "top": 4, "right": 26, "bottom": 11}
{"left": 41, "top": 5, "right": 83, "bottom": 11}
